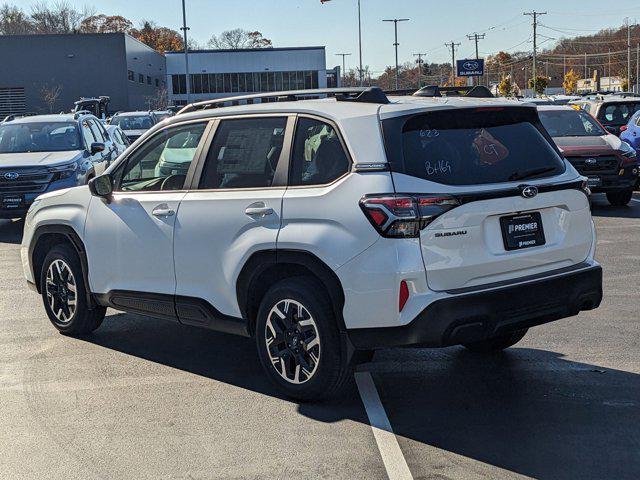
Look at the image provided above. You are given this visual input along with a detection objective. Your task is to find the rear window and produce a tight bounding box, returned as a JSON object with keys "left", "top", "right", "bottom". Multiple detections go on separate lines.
{"left": 538, "top": 109, "right": 606, "bottom": 137}
{"left": 597, "top": 102, "right": 640, "bottom": 126}
{"left": 382, "top": 107, "right": 565, "bottom": 186}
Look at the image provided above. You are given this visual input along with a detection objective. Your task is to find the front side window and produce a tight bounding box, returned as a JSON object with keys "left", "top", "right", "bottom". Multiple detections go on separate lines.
{"left": 117, "top": 123, "right": 206, "bottom": 192}
{"left": 383, "top": 107, "right": 565, "bottom": 186}
{"left": 81, "top": 121, "right": 97, "bottom": 149}
{"left": 199, "top": 117, "right": 287, "bottom": 189}
{"left": 0, "top": 122, "right": 82, "bottom": 153}
{"left": 539, "top": 109, "right": 606, "bottom": 137}
{"left": 290, "top": 117, "right": 350, "bottom": 186}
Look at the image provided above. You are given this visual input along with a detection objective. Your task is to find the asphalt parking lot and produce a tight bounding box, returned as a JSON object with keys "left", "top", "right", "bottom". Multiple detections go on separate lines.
{"left": 0, "top": 194, "right": 638, "bottom": 480}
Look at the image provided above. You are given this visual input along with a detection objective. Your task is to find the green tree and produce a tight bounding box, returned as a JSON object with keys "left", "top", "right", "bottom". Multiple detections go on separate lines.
{"left": 528, "top": 76, "right": 549, "bottom": 95}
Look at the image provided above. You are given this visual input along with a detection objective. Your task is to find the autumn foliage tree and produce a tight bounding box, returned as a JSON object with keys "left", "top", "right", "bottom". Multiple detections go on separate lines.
{"left": 130, "top": 21, "right": 183, "bottom": 52}
{"left": 563, "top": 69, "right": 579, "bottom": 94}
{"left": 79, "top": 14, "right": 133, "bottom": 34}
{"left": 528, "top": 76, "right": 549, "bottom": 95}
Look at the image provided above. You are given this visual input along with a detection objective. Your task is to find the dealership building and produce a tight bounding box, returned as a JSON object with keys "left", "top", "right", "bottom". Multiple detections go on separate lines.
{"left": 165, "top": 46, "right": 340, "bottom": 106}
{"left": 0, "top": 33, "right": 167, "bottom": 117}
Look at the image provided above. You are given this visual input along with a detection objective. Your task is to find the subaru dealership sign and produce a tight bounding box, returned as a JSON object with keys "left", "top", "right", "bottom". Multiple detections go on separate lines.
{"left": 456, "top": 59, "right": 484, "bottom": 77}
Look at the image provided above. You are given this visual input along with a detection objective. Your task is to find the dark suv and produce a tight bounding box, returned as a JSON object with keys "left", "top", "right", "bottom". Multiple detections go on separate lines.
{"left": 0, "top": 113, "right": 117, "bottom": 218}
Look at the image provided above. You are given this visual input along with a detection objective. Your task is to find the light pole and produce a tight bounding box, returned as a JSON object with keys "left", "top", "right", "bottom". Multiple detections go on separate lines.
{"left": 357, "top": 0, "right": 363, "bottom": 86}
{"left": 335, "top": 53, "right": 352, "bottom": 86}
{"left": 180, "top": 0, "right": 191, "bottom": 104}
{"left": 383, "top": 18, "right": 409, "bottom": 90}
{"left": 413, "top": 53, "right": 426, "bottom": 88}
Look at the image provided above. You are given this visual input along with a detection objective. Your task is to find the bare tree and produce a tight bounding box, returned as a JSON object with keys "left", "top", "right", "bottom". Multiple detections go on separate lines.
{"left": 145, "top": 85, "right": 169, "bottom": 111}
{"left": 40, "top": 83, "right": 63, "bottom": 113}
{"left": 30, "top": 1, "right": 93, "bottom": 34}
{"left": 0, "top": 4, "right": 33, "bottom": 34}
{"left": 207, "top": 29, "right": 272, "bottom": 49}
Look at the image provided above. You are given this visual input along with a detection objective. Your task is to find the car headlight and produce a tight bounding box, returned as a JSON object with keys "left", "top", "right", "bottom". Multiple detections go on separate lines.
{"left": 48, "top": 161, "right": 78, "bottom": 179}
{"left": 619, "top": 141, "right": 637, "bottom": 158}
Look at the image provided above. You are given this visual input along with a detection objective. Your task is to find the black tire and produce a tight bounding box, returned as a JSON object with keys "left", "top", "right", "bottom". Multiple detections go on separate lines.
{"left": 255, "top": 276, "right": 351, "bottom": 401}
{"left": 606, "top": 189, "right": 633, "bottom": 207}
{"left": 463, "top": 328, "right": 528, "bottom": 353}
{"left": 40, "top": 244, "right": 106, "bottom": 335}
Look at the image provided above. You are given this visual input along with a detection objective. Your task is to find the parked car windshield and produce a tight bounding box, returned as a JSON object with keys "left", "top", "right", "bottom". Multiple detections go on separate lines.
{"left": 382, "top": 107, "right": 565, "bottom": 186}
{"left": 597, "top": 102, "right": 640, "bottom": 126}
{"left": 111, "top": 115, "right": 154, "bottom": 130}
{"left": 0, "top": 121, "right": 82, "bottom": 153}
{"left": 538, "top": 109, "right": 607, "bottom": 137}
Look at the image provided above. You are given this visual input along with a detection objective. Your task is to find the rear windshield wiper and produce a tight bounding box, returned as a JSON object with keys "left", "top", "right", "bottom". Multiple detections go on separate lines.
{"left": 508, "top": 167, "right": 557, "bottom": 181}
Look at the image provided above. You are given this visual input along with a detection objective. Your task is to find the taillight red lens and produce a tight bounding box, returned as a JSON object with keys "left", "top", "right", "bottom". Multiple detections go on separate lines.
{"left": 360, "top": 194, "right": 460, "bottom": 238}
{"left": 399, "top": 280, "right": 409, "bottom": 312}
{"left": 620, "top": 125, "right": 628, "bottom": 132}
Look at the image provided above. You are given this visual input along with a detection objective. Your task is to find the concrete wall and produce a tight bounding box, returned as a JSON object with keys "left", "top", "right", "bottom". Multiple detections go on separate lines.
{"left": 0, "top": 33, "right": 166, "bottom": 115}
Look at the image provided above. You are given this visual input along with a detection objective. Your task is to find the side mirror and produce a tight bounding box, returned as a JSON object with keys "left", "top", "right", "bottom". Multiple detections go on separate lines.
{"left": 90, "top": 142, "right": 105, "bottom": 155}
{"left": 88, "top": 174, "right": 113, "bottom": 199}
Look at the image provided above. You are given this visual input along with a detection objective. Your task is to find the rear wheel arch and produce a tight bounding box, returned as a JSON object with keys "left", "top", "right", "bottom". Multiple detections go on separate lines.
{"left": 30, "top": 225, "right": 96, "bottom": 308}
{"left": 237, "top": 250, "right": 346, "bottom": 336}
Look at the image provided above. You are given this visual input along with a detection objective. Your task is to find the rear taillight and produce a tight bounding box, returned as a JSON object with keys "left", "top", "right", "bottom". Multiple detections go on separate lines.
{"left": 399, "top": 280, "right": 409, "bottom": 312}
{"left": 620, "top": 125, "right": 628, "bottom": 133}
{"left": 360, "top": 194, "right": 460, "bottom": 238}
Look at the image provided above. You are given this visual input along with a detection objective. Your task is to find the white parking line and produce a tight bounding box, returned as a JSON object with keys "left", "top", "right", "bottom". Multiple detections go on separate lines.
{"left": 355, "top": 371, "right": 414, "bottom": 480}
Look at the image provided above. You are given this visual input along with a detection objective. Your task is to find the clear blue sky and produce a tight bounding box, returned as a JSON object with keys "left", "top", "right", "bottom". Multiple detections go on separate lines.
{"left": 13, "top": 0, "right": 640, "bottom": 74}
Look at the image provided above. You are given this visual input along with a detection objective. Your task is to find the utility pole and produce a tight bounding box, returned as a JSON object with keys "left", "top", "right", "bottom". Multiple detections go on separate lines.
{"left": 466, "top": 32, "right": 486, "bottom": 86}
{"left": 180, "top": 0, "right": 191, "bottom": 104}
{"left": 524, "top": 11, "right": 546, "bottom": 96}
{"left": 584, "top": 52, "right": 587, "bottom": 82}
{"left": 383, "top": 18, "right": 410, "bottom": 90}
{"left": 445, "top": 41, "right": 461, "bottom": 85}
{"left": 413, "top": 53, "right": 427, "bottom": 88}
{"left": 335, "top": 53, "right": 352, "bottom": 86}
{"left": 608, "top": 49, "right": 611, "bottom": 84}
{"left": 637, "top": 43, "right": 639, "bottom": 93}
{"left": 563, "top": 55, "right": 566, "bottom": 93}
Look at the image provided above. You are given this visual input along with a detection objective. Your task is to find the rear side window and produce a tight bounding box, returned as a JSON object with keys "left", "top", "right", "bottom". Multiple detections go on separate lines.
{"left": 598, "top": 103, "right": 640, "bottom": 125}
{"left": 199, "top": 117, "right": 286, "bottom": 189}
{"left": 290, "top": 117, "right": 350, "bottom": 186}
{"left": 382, "top": 107, "right": 565, "bottom": 186}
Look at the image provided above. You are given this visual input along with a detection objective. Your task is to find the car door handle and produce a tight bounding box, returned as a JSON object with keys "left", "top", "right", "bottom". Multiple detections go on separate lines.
{"left": 245, "top": 202, "right": 274, "bottom": 217}
{"left": 152, "top": 204, "right": 175, "bottom": 217}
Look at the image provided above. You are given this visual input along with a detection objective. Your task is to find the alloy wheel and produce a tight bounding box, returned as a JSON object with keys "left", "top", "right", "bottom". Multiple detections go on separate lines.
{"left": 265, "top": 299, "right": 321, "bottom": 384}
{"left": 45, "top": 259, "right": 77, "bottom": 324}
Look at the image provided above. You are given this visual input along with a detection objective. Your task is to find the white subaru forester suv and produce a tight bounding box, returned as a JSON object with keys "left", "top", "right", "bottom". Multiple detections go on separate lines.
{"left": 22, "top": 87, "right": 602, "bottom": 400}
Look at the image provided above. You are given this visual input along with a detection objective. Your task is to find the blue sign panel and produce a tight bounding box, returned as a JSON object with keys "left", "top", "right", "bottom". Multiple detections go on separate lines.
{"left": 457, "top": 59, "right": 484, "bottom": 77}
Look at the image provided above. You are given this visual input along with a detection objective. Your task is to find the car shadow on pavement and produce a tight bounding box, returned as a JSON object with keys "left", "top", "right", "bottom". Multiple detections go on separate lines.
{"left": 372, "top": 347, "right": 640, "bottom": 480}
{"left": 0, "top": 218, "right": 24, "bottom": 244}
{"left": 84, "top": 313, "right": 639, "bottom": 480}
{"left": 590, "top": 194, "right": 640, "bottom": 219}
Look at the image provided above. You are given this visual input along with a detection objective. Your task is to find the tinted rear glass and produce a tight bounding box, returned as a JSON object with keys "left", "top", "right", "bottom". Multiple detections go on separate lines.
{"left": 382, "top": 107, "right": 565, "bottom": 186}
{"left": 538, "top": 109, "right": 606, "bottom": 137}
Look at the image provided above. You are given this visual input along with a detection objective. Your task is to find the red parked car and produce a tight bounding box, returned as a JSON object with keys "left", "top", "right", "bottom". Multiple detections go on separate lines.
{"left": 538, "top": 106, "right": 639, "bottom": 206}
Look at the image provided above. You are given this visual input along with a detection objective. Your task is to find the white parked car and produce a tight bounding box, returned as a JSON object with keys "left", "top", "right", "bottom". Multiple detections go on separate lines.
{"left": 108, "top": 111, "right": 157, "bottom": 143}
{"left": 22, "top": 87, "right": 603, "bottom": 400}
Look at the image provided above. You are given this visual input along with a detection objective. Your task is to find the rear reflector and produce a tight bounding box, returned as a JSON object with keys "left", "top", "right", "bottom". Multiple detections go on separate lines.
{"left": 620, "top": 125, "right": 628, "bottom": 132}
{"left": 399, "top": 280, "right": 409, "bottom": 312}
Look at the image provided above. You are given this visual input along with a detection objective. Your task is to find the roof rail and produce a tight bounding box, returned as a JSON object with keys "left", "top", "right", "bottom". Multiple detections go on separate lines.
{"left": 2, "top": 114, "right": 16, "bottom": 123}
{"left": 178, "top": 87, "right": 389, "bottom": 114}
{"left": 413, "top": 85, "right": 494, "bottom": 98}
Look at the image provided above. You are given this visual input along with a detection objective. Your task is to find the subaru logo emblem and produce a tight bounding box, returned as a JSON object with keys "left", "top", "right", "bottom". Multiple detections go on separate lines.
{"left": 585, "top": 158, "right": 597, "bottom": 165}
{"left": 463, "top": 61, "right": 479, "bottom": 70}
{"left": 3, "top": 172, "right": 19, "bottom": 180}
{"left": 521, "top": 185, "right": 538, "bottom": 198}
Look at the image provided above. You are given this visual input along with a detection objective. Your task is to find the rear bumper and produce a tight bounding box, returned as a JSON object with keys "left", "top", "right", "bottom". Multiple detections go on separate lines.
{"left": 347, "top": 264, "right": 603, "bottom": 349}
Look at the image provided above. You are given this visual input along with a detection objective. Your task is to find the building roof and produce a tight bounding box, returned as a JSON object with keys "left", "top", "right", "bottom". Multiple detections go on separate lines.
{"left": 165, "top": 46, "right": 325, "bottom": 55}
